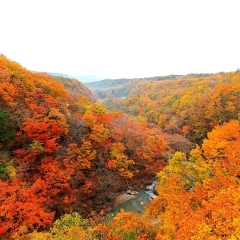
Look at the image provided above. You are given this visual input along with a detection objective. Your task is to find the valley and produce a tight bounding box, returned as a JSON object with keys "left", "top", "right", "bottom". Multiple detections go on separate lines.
{"left": 0, "top": 55, "right": 240, "bottom": 239}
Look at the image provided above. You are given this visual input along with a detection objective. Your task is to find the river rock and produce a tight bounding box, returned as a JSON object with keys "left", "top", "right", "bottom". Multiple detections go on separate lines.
{"left": 131, "top": 190, "right": 138, "bottom": 195}
{"left": 145, "top": 185, "right": 152, "bottom": 191}
{"left": 114, "top": 193, "right": 136, "bottom": 206}
{"left": 127, "top": 189, "right": 132, "bottom": 194}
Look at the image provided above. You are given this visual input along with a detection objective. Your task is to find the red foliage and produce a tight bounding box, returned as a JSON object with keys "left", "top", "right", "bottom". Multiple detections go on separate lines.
{"left": 0, "top": 179, "right": 54, "bottom": 233}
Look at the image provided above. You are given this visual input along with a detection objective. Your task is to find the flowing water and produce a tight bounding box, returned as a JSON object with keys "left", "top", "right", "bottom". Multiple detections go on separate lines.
{"left": 107, "top": 180, "right": 157, "bottom": 220}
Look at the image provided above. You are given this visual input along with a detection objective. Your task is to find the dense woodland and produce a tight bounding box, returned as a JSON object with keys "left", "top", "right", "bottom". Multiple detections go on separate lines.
{"left": 85, "top": 74, "right": 211, "bottom": 99}
{"left": 100, "top": 72, "right": 240, "bottom": 144}
{"left": 0, "top": 55, "right": 240, "bottom": 239}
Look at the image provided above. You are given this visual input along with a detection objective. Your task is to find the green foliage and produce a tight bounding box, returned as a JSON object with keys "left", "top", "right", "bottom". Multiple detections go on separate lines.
{"left": 29, "top": 140, "right": 44, "bottom": 151}
{"left": 0, "top": 110, "right": 10, "bottom": 125}
{"left": 113, "top": 230, "right": 137, "bottom": 240}
{"left": 51, "top": 212, "right": 91, "bottom": 235}
{"left": 0, "top": 110, "right": 14, "bottom": 141}
{"left": 0, "top": 151, "right": 15, "bottom": 179}
{"left": 26, "top": 212, "right": 93, "bottom": 240}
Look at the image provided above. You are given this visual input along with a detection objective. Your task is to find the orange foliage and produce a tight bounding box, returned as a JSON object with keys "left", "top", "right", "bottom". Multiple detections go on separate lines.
{"left": 0, "top": 179, "right": 54, "bottom": 234}
{"left": 0, "top": 55, "right": 168, "bottom": 238}
{"left": 102, "top": 72, "right": 240, "bottom": 143}
{"left": 144, "top": 120, "right": 240, "bottom": 239}
{"left": 1, "top": 55, "right": 240, "bottom": 239}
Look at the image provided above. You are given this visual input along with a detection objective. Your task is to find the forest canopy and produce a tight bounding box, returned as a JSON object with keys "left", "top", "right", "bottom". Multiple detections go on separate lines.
{"left": 0, "top": 55, "right": 240, "bottom": 239}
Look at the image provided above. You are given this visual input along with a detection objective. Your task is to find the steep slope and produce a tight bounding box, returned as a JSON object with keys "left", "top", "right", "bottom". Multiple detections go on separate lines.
{"left": 0, "top": 55, "right": 167, "bottom": 236}
{"left": 53, "top": 76, "right": 97, "bottom": 102}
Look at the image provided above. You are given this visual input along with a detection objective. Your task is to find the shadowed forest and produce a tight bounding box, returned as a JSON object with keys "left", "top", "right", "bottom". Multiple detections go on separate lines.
{"left": 0, "top": 55, "right": 240, "bottom": 239}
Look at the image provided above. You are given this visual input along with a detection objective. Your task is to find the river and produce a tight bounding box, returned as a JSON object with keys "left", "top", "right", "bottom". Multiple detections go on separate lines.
{"left": 106, "top": 180, "right": 157, "bottom": 220}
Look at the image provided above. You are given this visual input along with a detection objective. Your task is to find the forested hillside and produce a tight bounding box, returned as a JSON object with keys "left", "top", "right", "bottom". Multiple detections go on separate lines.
{"left": 101, "top": 72, "right": 240, "bottom": 143}
{"left": 1, "top": 55, "right": 240, "bottom": 239}
{"left": 52, "top": 76, "right": 97, "bottom": 102}
{"left": 85, "top": 74, "right": 211, "bottom": 99}
{"left": 0, "top": 55, "right": 167, "bottom": 238}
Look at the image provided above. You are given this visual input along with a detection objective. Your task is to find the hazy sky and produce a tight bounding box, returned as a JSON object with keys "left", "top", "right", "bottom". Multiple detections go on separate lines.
{"left": 0, "top": 0, "right": 239, "bottom": 79}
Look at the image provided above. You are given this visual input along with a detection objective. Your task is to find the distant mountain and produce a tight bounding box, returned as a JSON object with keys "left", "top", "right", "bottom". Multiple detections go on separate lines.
{"left": 84, "top": 74, "right": 212, "bottom": 99}
{"left": 48, "top": 72, "right": 105, "bottom": 83}
{"left": 84, "top": 78, "right": 140, "bottom": 98}
{"left": 72, "top": 74, "right": 105, "bottom": 83}
{"left": 48, "top": 72, "right": 73, "bottom": 78}
{"left": 84, "top": 75, "right": 186, "bottom": 99}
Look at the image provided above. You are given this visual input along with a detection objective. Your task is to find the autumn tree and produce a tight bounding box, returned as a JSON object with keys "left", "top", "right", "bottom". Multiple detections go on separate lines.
{"left": 145, "top": 120, "right": 240, "bottom": 239}
{"left": 0, "top": 179, "right": 54, "bottom": 235}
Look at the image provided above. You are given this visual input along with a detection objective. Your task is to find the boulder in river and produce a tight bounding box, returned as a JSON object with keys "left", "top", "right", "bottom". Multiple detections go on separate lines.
{"left": 127, "top": 189, "right": 138, "bottom": 195}
{"left": 131, "top": 190, "right": 138, "bottom": 195}
{"left": 127, "top": 189, "right": 132, "bottom": 195}
{"left": 114, "top": 193, "right": 136, "bottom": 206}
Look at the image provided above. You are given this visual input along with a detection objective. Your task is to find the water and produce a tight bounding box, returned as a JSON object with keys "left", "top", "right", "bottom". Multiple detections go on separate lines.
{"left": 108, "top": 180, "right": 158, "bottom": 218}
{"left": 144, "top": 180, "right": 158, "bottom": 200}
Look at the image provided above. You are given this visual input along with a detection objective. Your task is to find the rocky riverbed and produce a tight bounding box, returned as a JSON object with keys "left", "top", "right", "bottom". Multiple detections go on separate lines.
{"left": 108, "top": 180, "right": 158, "bottom": 219}
{"left": 114, "top": 189, "right": 139, "bottom": 205}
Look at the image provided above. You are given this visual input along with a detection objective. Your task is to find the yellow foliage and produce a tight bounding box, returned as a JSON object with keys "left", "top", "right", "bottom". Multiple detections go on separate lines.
{"left": 77, "top": 140, "right": 96, "bottom": 169}
{"left": 82, "top": 110, "right": 96, "bottom": 127}
{"left": 6, "top": 165, "right": 16, "bottom": 178}
{"left": 90, "top": 124, "right": 110, "bottom": 143}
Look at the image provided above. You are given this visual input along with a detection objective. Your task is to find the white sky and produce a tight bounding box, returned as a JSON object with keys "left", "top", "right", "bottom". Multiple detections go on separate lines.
{"left": 0, "top": 0, "right": 240, "bottom": 79}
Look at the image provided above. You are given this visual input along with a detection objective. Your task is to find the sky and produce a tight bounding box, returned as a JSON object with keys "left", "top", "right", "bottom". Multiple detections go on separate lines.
{"left": 0, "top": 0, "right": 240, "bottom": 80}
